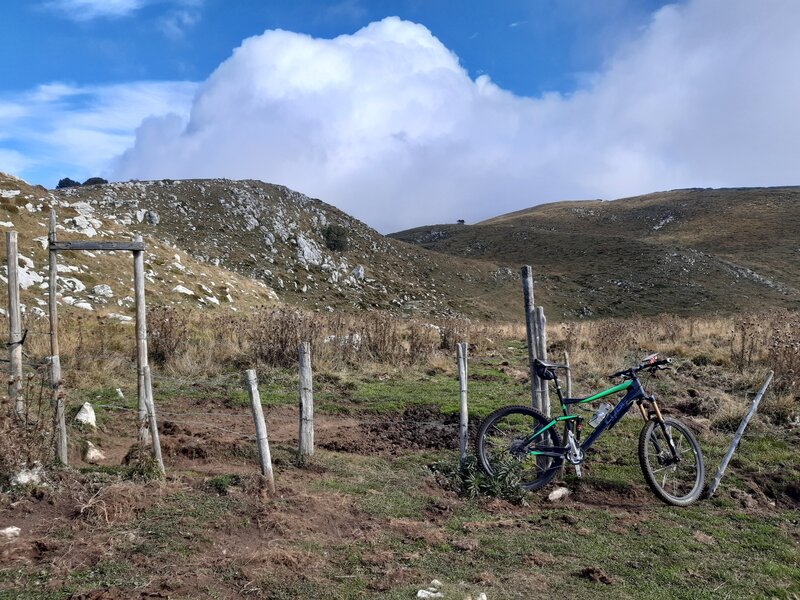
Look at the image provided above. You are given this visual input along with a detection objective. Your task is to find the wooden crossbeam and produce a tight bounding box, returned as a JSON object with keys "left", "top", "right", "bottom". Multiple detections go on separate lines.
{"left": 49, "top": 240, "right": 145, "bottom": 252}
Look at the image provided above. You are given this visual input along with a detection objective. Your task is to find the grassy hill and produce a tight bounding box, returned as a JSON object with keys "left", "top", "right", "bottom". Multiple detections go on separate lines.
{"left": 390, "top": 187, "right": 800, "bottom": 317}
{"left": 0, "top": 173, "right": 522, "bottom": 321}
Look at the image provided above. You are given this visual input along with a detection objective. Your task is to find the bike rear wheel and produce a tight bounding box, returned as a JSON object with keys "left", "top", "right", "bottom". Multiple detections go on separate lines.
{"left": 476, "top": 405, "right": 562, "bottom": 491}
{"left": 638, "top": 417, "right": 705, "bottom": 506}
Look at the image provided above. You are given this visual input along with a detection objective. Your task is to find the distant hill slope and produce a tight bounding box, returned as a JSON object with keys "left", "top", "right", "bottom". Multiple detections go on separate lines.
{"left": 0, "top": 174, "right": 521, "bottom": 320}
{"left": 390, "top": 187, "right": 800, "bottom": 317}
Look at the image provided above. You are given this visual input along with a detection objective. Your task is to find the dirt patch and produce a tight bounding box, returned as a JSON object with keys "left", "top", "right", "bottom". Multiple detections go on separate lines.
{"left": 320, "top": 405, "right": 475, "bottom": 454}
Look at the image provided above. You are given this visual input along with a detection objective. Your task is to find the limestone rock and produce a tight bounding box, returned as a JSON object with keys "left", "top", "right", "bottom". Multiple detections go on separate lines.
{"left": 75, "top": 402, "right": 97, "bottom": 428}
{"left": 83, "top": 441, "right": 106, "bottom": 463}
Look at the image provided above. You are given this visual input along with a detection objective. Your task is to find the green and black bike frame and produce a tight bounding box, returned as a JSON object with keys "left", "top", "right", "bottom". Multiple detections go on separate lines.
{"left": 520, "top": 374, "right": 678, "bottom": 461}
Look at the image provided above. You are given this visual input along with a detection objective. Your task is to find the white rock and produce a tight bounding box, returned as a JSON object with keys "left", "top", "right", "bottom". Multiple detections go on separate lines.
{"left": 430, "top": 580, "right": 442, "bottom": 589}
{"left": 30, "top": 307, "right": 46, "bottom": 318}
{"left": 417, "top": 591, "right": 443, "bottom": 599}
{"left": 83, "top": 441, "right": 106, "bottom": 463}
{"left": 59, "top": 277, "right": 86, "bottom": 293}
{"left": 173, "top": 285, "right": 194, "bottom": 296}
{"left": 351, "top": 265, "right": 365, "bottom": 280}
{"left": 0, "top": 526, "right": 21, "bottom": 541}
{"left": 547, "top": 487, "right": 571, "bottom": 502}
{"left": 0, "top": 189, "right": 20, "bottom": 198}
{"left": 477, "top": 594, "right": 488, "bottom": 600}
{"left": 107, "top": 313, "right": 133, "bottom": 322}
{"left": 116, "top": 388, "right": 125, "bottom": 399}
{"left": 74, "top": 301, "right": 94, "bottom": 311}
{"left": 0, "top": 221, "right": 14, "bottom": 227}
{"left": 296, "top": 234, "right": 323, "bottom": 268}
{"left": 11, "top": 464, "right": 43, "bottom": 486}
{"left": 92, "top": 284, "right": 113, "bottom": 297}
{"left": 75, "top": 402, "right": 97, "bottom": 428}
{"left": 17, "top": 266, "right": 44, "bottom": 290}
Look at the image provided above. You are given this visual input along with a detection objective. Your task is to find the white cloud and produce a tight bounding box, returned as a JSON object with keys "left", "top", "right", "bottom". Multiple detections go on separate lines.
{"left": 111, "top": 1, "right": 800, "bottom": 232}
{"left": 43, "top": 0, "right": 147, "bottom": 20}
{"left": 0, "top": 81, "right": 196, "bottom": 185}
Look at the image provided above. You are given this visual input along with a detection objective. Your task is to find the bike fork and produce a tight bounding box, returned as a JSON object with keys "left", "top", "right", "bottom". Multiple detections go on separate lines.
{"left": 640, "top": 398, "right": 679, "bottom": 460}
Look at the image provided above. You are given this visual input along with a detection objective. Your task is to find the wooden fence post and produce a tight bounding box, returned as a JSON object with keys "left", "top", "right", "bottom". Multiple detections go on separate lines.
{"left": 521, "top": 266, "right": 542, "bottom": 412}
{"left": 143, "top": 366, "right": 165, "bottom": 475}
{"left": 6, "top": 231, "right": 23, "bottom": 418}
{"left": 457, "top": 343, "right": 469, "bottom": 463}
{"left": 245, "top": 369, "right": 276, "bottom": 493}
{"left": 564, "top": 351, "right": 573, "bottom": 400}
{"left": 133, "top": 235, "right": 149, "bottom": 443}
{"left": 298, "top": 342, "right": 314, "bottom": 458}
{"left": 536, "top": 306, "right": 550, "bottom": 417}
{"left": 706, "top": 370, "right": 774, "bottom": 498}
{"left": 51, "top": 356, "right": 67, "bottom": 464}
{"left": 48, "top": 211, "right": 67, "bottom": 464}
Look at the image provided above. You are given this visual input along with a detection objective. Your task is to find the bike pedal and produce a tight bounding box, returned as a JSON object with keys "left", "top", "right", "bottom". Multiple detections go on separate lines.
{"left": 574, "top": 464, "right": 582, "bottom": 478}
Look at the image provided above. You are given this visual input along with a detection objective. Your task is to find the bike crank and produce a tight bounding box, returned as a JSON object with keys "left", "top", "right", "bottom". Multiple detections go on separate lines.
{"left": 566, "top": 431, "right": 584, "bottom": 477}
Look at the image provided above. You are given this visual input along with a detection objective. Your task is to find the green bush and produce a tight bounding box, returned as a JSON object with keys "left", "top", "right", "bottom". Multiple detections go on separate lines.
{"left": 322, "top": 224, "right": 349, "bottom": 252}
{"left": 56, "top": 177, "right": 81, "bottom": 189}
{"left": 430, "top": 455, "right": 529, "bottom": 506}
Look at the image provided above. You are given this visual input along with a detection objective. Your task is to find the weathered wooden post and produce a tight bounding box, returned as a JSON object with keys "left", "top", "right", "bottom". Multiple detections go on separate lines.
{"left": 51, "top": 356, "right": 67, "bottom": 464}
{"left": 706, "top": 370, "right": 774, "bottom": 498}
{"left": 48, "top": 211, "right": 67, "bottom": 464}
{"left": 298, "top": 342, "right": 314, "bottom": 458}
{"left": 133, "top": 235, "right": 149, "bottom": 443}
{"left": 521, "top": 266, "right": 542, "bottom": 412}
{"left": 564, "top": 351, "right": 573, "bottom": 400}
{"left": 143, "top": 366, "right": 165, "bottom": 475}
{"left": 245, "top": 369, "right": 276, "bottom": 493}
{"left": 457, "top": 343, "right": 469, "bottom": 463}
{"left": 6, "top": 231, "right": 23, "bottom": 418}
{"left": 536, "top": 306, "right": 550, "bottom": 417}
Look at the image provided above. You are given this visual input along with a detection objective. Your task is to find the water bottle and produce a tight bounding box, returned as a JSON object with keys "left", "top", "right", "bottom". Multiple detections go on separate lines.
{"left": 589, "top": 402, "right": 613, "bottom": 428}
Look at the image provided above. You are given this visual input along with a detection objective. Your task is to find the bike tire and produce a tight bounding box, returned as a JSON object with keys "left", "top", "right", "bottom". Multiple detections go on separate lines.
{"left": 638, "top": 417, "right": 705, "bottom": 506}
{"left": 476, "top": 405, "right": 562, "bottom": 491}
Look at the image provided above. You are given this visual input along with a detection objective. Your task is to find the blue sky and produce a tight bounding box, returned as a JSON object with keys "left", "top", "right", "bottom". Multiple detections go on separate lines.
{"left": 1, "top": 0, "right": 798, "bottom": 231}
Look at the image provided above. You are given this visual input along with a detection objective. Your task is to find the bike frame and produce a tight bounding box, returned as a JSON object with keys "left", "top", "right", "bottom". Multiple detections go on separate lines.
{"left": 520, "top": 375, "right": 653, "bottom": 459}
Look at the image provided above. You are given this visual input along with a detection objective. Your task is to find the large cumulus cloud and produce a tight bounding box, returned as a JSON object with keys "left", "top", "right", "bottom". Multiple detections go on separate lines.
{"left": 112, "top": 1, "right": 800, "bottom": 232}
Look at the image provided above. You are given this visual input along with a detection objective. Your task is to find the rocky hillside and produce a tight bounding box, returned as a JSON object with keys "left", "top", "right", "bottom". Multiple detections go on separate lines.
{"left": 0, "top": 173, "right": 520, "bottom": 321}
{"left": 390, "top": 187, "right": 800, "bottom": 317}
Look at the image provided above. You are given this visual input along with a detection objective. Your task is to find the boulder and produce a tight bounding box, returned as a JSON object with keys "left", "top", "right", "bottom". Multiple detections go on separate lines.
{"left": 75, "top": 402, "right": 97, "bottom": 428}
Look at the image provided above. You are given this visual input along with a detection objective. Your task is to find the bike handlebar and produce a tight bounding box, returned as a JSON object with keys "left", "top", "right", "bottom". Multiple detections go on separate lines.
{"left": 608, "top": 357, "right": 672, "bottom": 379}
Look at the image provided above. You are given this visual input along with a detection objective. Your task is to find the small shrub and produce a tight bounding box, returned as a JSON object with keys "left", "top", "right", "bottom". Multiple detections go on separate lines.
{"left": 82, "top": 177, "right": 108, "bottom": 186}
{"left": 322, "top": 224, "right": 349, "bottom": 252}
{"left": 430, "top": 455, "right": 529, "bottom": 506}
{"left": 148, "top": 306, "right": 190, "bottom": 366}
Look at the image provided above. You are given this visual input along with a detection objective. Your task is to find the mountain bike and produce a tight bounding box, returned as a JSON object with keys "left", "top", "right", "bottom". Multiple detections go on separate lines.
{"left": 476, "top": 354, "right": 705, "bottom": 506}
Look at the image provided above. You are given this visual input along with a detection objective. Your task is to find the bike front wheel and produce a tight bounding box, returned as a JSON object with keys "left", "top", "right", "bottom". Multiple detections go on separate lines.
{"left": 638, "top": 417, "right": 705, "bottom": 506}
{"left": 476, "top": 405, "right": 562, "bottom": 491}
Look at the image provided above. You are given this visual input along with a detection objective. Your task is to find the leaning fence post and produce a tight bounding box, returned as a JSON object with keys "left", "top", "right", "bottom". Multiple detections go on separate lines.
{"left": 521, "top": 266, "right": 542, "bottom": 412}
{"left": 457, "top": 343, "right": 469, "bottom": 464}
{"left": 706, "top": 370, "right": 774, "bottom": 498}
{"left": 298, "top": 342, "right": 314, "bottom": 458}
{"left": 6, "top": 231, "right": 23, "bottom": 418}
{"left": 245, "top": 369, "right": 276, "bottom": 492}
{"left": 143, "top": 366, "right": 165, "bottom": 475}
